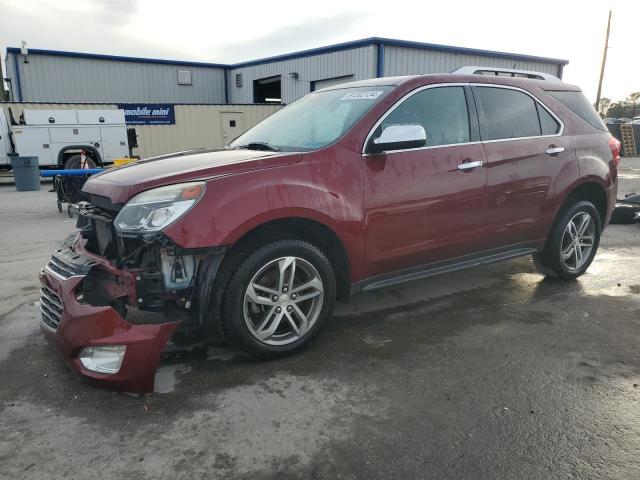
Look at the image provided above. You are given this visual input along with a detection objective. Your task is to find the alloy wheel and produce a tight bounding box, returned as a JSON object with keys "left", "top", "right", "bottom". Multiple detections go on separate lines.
{"left": 560, "top": 211, "right": 596, "bottom": 272}
{"left": 243, "top": 256, "right": 324, "bottom": 346}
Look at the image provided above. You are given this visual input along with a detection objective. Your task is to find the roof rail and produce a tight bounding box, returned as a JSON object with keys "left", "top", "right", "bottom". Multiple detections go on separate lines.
{"left": 452, "top": 66, "right": 560, "bottom": 81}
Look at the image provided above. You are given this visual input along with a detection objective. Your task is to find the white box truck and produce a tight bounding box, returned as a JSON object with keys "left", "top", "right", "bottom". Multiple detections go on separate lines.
{"left": 0, "top": 108, "right": 130, "bottom": 169}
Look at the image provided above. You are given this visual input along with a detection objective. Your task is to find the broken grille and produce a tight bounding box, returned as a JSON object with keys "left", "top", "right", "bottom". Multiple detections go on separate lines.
{"left": 40, "top": 286, "right": 63, "bottom": 331}
{"left": 46, "top": 255, "right": 77, "bottom": 279}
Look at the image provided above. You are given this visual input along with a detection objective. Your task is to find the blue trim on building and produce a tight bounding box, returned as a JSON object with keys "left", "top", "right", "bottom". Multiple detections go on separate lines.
{"left": 6, "top": 37, "right": 569, "bottom": 73}
{"left": 5, "top": 47, "right": 229, "bottom": 69}
{"left": 223, "top": 70, "right": 229, "bottom": 103}
{"left": 376, "top": 43, "right": 385, "bottom": 78}
{"left": 12, "top": 53, "right": 23, "bottom": 102}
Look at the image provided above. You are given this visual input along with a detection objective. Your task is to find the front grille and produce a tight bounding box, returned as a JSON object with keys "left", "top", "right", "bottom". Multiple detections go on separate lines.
{"left": 40, "top": 286, "right": 63, "bottom": 331}
{"left": 46, "top": 255, "right": 77, "bottom": 279}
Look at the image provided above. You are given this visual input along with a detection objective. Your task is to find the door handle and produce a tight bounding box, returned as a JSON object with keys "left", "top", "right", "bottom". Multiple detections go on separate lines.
{"left": 545, "top": 146, "right": 565, "bottom": 156}
{"left": 457, "top": 160, "right": 483, "bottom": 171}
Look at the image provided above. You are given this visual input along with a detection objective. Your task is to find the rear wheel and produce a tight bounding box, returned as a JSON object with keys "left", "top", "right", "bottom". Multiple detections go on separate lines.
{"left": 64, "top": 154, "right": 96, "bottom": 169}
{"left": 533, "top": 200, "right": 601, "bottom": 280}
{"left": 220, "top": 239, "right": 336, "bottom": 359}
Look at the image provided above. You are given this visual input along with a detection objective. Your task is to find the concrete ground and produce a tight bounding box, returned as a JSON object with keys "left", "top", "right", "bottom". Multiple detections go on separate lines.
{"left": 1, "top": 159, "right": 639, "bottom": 480}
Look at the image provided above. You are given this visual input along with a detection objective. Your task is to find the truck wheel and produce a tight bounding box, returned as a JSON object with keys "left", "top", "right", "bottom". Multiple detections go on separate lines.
{"left": 64, "top": 155, "right": 96, "bottom": 169}
{"left": 221, "top": 239, "right": 336, "bottom": 359}
{"left": 533, "top": 200, "right": 601, "bottom": 280}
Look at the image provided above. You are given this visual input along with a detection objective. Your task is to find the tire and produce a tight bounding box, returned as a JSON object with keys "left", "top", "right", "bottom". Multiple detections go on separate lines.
{"left": 532, "top": 200, "right": 601, "bottom": 280}
{"left": 220, "top": 239, "right": 336, "bottom": 359}
{"left": 64, "top": 154, "right": 96, "bottom": 169}
{"left": 610, "top": 202, "right": 640, "bottom": 224}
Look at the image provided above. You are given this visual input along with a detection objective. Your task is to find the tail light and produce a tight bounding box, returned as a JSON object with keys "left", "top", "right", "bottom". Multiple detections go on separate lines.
{"left": 608, "top": 136, "right": 621, "bottom": 168}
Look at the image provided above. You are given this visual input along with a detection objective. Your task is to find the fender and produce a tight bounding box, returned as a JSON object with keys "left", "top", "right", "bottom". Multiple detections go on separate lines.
{"left": 542, "top": 176, "right": 611, "bottom": 241}
{"left": 162, "top": 147, "right": 366, "bottom": 280}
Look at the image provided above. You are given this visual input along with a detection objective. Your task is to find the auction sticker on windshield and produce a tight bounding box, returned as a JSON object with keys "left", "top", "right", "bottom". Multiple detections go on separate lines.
{"left": 340, "top": 91, "right": 384, "bottom": 100}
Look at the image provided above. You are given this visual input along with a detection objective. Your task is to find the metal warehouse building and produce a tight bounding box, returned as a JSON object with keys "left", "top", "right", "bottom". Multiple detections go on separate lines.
{"left": 4, "top": 37, "right": 568, "bottom": 105}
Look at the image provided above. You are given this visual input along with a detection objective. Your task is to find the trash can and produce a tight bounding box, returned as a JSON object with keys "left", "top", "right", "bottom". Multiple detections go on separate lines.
{"left": 10, "top": 156, "right": 40, "bottom": 191}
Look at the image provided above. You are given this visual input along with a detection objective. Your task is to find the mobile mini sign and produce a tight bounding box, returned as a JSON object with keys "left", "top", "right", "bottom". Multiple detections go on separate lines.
{"left": 117, "top": 104, "right": 176, "bottom": 125}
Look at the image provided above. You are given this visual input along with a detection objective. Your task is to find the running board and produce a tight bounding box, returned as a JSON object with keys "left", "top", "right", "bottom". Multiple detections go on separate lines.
{"left": 354, "top": 246, "right": 538, "bottom": 293}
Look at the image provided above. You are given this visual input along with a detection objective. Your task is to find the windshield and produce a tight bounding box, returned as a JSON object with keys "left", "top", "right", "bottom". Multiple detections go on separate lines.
{"left": 229, "top": 86, "right": 393, "bottom": 151}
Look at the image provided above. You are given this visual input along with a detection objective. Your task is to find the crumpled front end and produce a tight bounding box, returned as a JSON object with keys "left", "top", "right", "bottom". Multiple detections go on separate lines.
{"left": 38, "top": 201, "right": 225, "bottom": 393}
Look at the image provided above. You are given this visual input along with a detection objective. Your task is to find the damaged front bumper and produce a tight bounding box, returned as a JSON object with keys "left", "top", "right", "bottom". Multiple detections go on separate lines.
{"left": 38, "top": 204, "right": 225, "bottom": 393}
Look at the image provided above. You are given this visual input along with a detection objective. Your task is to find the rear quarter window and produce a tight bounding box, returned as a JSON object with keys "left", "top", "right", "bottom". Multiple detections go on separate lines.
{"left": 546, "top": 90, "right": 607, "bottom": 131}
{"left": 536, "top": 103, "right": 561, "bottom": 135}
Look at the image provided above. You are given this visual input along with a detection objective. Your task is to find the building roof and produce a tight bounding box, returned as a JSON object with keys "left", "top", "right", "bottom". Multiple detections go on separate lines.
{"left": 6, "top": 37, "right": 569, "bottom": 70}
{"left": 5, "top": 47, "right": 228, "bottom": 69}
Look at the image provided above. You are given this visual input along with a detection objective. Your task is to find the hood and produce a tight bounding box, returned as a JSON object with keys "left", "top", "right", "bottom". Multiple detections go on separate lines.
{"left": 82, "top": 149, "right": 302, "bottom": 204}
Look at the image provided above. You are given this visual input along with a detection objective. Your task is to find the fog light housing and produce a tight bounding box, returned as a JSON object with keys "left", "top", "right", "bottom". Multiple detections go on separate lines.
{"left": 79, "top": 345, "right": 126, "bottom": 374}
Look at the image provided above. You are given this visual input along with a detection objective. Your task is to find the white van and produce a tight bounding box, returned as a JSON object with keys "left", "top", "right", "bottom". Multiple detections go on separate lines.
{"left": 0, "top": 107, "right": 130, "bottom": 169}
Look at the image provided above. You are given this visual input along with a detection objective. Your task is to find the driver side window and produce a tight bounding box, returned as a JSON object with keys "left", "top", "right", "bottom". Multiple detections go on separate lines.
{"left": 379, "top": 86, "right": 471, "bottom": 148}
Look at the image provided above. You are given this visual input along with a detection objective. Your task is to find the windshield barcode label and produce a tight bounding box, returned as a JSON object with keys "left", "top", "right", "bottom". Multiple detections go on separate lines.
{"left": 340, "top": 91, "right": 384, "bottom": 100}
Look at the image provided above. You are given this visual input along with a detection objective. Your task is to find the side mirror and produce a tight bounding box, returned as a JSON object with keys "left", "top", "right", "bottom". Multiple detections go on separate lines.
{"left": 369, "top": 124, "right": 426, "bottom": 154}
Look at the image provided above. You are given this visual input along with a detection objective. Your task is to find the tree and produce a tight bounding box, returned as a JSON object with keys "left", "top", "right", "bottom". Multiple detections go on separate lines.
{"left": 598, "top": 97, "right": 611, "bottom": 116}
{"left": 629, "top": 92, "right": 640, "bottom": 118}
{"left": 605, "top": 91, "right": 640, "bottom": 119}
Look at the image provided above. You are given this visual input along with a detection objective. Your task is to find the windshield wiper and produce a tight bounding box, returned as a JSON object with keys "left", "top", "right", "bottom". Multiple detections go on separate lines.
{"left": 234, "top": 142, "right": 281, "bottom": 152}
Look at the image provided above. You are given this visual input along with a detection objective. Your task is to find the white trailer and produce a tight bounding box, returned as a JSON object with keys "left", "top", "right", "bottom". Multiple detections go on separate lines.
{"left": 0, "top": 108, "right": 129, "bottom": 169}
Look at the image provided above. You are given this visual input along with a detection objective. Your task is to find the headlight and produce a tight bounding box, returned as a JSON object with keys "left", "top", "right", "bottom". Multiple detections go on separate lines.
{"left": 115, "top": 182, "right": 205, "bottom": 233}
{"left": 79, "top": 345, "right": 126, "bottom": 374}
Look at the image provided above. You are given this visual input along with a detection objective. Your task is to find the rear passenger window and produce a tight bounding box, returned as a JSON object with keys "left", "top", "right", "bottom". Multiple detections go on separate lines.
{"left": 379, "top": 86, "right": 470, "bottom": 147}
{"left": 474, "top": 87, "right": 541, "bottom": 140}
{"left": 536, "top": 103, "right": 560, "bottom": 135}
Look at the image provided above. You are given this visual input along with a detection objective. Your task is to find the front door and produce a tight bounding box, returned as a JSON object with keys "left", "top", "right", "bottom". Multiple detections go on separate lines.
{"left": 472, "top": 85, "right": 576, "bottom": 247}
{"left": 220, "top": 112, "right": 245, "bottom": 147}
{"left": 363, "top": 85, "right": 489, "bottom": 278}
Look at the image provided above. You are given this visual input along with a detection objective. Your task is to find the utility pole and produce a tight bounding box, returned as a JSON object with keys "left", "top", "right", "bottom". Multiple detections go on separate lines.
{"left": 595, "top": 10, "right": 612, "bottom": 113}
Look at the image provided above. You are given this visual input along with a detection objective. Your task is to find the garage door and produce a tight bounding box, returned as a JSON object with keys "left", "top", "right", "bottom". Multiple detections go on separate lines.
{"left": 311, "top": 75, "right": 355, "bottom": 91}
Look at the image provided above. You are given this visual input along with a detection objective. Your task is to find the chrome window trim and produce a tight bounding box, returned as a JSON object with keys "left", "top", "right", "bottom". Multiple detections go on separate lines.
{"left": 362, "top": 140, "right": 484, "bottom": 156}
{"left": 362, "top": 82, "right": 564, "bottom": 155}
{"left": 362, "top": 83, "right": 469, "bottom": 155}
{"left": 470, "top": 83, "right": 565, "bottom": 142}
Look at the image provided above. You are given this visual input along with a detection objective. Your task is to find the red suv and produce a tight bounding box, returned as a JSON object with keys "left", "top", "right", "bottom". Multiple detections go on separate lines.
{"left": 39, "top": 70, "right": 620, "bottom": 392}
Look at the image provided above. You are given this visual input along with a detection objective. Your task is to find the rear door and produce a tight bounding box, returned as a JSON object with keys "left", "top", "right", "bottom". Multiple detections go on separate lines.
{"left": 221, "top": 112, "right": 245, "bottom": 146}
{"left": 472, "top": 85, "right": 575, "bottom": 247}
{"left": 363, "top": 84, "right": 489, "bottom": 277}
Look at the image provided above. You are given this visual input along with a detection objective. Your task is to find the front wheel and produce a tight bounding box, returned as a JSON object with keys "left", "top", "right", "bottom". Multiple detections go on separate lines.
{"left": 221, "top": 239, "right": 337, "bottom": 359}
{"left": 533, "top": 200, "right": 601, "bottom": 280}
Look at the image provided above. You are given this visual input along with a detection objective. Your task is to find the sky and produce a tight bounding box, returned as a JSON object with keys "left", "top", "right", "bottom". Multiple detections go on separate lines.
{"left": 1, "top": 0, "right": 638, "bottom": 103}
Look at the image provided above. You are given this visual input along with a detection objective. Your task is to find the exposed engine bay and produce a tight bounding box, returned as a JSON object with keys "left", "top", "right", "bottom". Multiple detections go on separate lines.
{"left": 68, "top": 197, "right": 226, "bottom": 342}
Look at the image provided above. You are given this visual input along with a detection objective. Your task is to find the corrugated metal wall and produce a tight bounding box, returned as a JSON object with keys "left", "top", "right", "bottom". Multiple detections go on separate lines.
{"left": 383, "top": 46, "right": 560, "bottom": 77}
{"left": 6, "top": 52, "right": 227, "bottom": 103}
{"left": 5, "top": 43, "right": 564, "bottom": 106}
{"left": 228, "top": 46, "right": 377, "bottom": 104}
{"left": 2, "top": 103, "right": 280, "bottom": 158}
